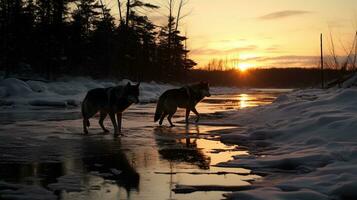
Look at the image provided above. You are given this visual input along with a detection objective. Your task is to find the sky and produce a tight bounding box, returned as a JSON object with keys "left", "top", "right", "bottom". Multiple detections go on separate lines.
{"left": 107, "top": 0, "right": 357, "bottom": 69}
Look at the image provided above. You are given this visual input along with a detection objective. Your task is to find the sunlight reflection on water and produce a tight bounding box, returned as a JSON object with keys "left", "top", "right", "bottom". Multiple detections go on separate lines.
{"left": 0, "top": 90, "right": 287, "bottom": 200}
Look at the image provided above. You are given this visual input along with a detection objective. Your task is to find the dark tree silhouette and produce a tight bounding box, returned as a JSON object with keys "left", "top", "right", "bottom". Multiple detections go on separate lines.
{"left": 0, "top": 0, "right": 195, "bottom": 82}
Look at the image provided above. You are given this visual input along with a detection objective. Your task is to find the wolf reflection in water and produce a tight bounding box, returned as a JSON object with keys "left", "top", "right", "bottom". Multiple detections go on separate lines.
{"left": 154, "top": 126, "right": 211, "bottom": 170}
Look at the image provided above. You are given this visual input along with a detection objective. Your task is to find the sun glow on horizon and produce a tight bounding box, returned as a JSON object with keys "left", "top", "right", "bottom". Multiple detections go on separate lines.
{"left": 237, "top": 63, "right": 254, "bottom": 72}
{"left": 185, "top": 1, "right": 357, "bottom": 69}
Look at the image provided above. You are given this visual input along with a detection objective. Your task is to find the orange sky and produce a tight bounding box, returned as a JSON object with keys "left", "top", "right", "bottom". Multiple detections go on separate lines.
{"left": 107, "top": 0, "right": 357, "bottom": 69}
{"left": 185, "top": 0, "right": 357, "bottom": 69}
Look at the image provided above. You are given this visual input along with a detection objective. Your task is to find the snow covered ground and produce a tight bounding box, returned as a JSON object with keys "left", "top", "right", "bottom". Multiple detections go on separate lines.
{"left": 0, "top": 77, "right": 175, "bottom": 107}
{"left": 0, "top": 77, "right": 261, "bottom": 108}
{"left": 2, "top": 76, "right": 356, "bottom": 200}
{"left": 211, "top": 88, "right": 357, "bottom": 200}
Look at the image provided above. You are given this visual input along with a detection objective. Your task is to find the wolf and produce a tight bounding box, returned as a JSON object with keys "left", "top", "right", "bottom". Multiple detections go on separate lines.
{"left": 154, "top": 82, "right": 211, "bottom": 126}
{"left": 81, "top": 82, "right": 140, "bottom": 135}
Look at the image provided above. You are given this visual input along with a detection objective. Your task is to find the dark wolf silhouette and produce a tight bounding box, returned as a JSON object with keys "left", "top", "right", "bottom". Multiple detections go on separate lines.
{"left": 154, "top": 82, "right": 211, "bottom": 126}
{"left": 81, "top": 82, "right": 140, "bottom": 135}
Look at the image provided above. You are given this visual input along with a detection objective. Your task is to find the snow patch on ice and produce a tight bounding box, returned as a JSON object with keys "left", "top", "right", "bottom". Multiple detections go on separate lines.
{"left": 48, "top": 174, "right": 84, "bottom": 192}
{"left": 224, "top": 187, "right": 329, "bottom": 200}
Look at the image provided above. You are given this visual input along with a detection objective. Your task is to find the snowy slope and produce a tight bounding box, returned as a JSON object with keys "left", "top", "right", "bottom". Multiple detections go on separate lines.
{"left": 0, "top": 77, "right": 258, "bottom": 108}
{"left": 0, "top": 77, "right": 174, "bottom": 107}
{"left": 214, "top": 88, "right": 357, "bottom": 200}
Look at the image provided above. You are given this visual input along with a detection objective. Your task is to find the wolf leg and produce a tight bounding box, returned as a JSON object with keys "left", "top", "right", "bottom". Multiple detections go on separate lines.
{"left": 83, "top": 118, "right": 89, "bottom": 134}
{"left": 116, "top": 112, "right": 122, "bottom": 133}
{"left": 82, "top": 102, "right": 97, "bottom": 134}
{"left": 167, "top": 114, "right": 175, "bottom": 127}
{"left": 185, "top": 109, "right": 191, "bottom": 124}
{"left": 167, "top": 106, "right": 177, "bottom": 127}
{"left": 191, "top": 107, "right": 200, "bottom": 123}
{"left": 99, "top": 111, "right": 109, "bottom": 133}
{"left": 159, "top": 112, "right": 167, "bottom": 126}
{"left": 109, "top": 113, "right": 119, "bottom": 135}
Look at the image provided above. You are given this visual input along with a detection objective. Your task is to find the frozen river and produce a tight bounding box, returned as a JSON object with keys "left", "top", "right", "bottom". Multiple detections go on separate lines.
{"left": 0, "top": 90, "right": 286, "bottom": 200}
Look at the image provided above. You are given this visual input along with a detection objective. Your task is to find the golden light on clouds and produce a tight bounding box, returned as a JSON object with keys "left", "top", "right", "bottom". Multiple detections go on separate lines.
{"left": 175, "top": 0, "right": 357, "bottom": 69}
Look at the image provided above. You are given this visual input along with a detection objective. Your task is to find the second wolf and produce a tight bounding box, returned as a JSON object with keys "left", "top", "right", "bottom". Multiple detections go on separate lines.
{"left": 82, "top": 82, "right": 140, "bottom": 135}
{"left": 154, "top": 82, "right": 211, "bottom": 126}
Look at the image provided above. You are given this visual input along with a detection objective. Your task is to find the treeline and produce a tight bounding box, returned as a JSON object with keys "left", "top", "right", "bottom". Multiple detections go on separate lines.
{"left": 0, "top": 0, "right": 196, "bottom": 81}
{"left": 188, "top": 68, "right": 350, "bottom": 88}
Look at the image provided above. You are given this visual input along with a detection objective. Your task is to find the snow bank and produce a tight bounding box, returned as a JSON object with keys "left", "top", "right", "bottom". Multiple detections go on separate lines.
{"left": 0, "top": 77, "right": 174, "bottom": 107}
{"left": 217, "top": 88, "right": 357, "bottom": 200}
{"left": 0, "top": 181, "right": 56, "bottom": 200}
{"left": 0, "top": 77, "right": 273, "bottom": 108}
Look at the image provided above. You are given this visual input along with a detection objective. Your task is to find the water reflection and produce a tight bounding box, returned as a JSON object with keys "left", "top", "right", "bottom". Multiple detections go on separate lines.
{"left": 0, "top": 91, "right": 285, "bottom": 199}
{"left": 199, "top": 92, "right": 278, "bottom": 113}
{"left": 0, "top": 138, "right": 140, "bottom": 199}
{"left": 154, "top": 126, "right": 211, "bottom": 170}
{"left": 0, "top": 162, "right": 64, "bottom": 187}
{"left": 80, "top": 139, "right": 140, "bottom": 193}
{"left": 239, "top": 94, "right": 249, "bottom": 109}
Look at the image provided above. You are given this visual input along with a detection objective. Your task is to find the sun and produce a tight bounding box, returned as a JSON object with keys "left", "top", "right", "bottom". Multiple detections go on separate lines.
{"left": 237, "top": 63, "right": 252, "bottom": 72}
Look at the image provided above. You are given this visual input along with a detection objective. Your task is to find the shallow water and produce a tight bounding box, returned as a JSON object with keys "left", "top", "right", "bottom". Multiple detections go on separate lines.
{"left": 0, "top": 90, "right": 285, "bottom": 200}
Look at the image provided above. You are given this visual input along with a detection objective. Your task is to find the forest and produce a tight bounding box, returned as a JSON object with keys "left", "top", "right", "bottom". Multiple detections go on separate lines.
{"left": 188, "top": 68, "right": 349, "bottom": 88}
{"left": 0, "top": 0, "right": 196, "bottom": 81}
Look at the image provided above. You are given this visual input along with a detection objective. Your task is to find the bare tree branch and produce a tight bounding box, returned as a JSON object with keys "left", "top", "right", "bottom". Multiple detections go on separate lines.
{"left": 117, "top": 0, "right": 123, "bottom": 22}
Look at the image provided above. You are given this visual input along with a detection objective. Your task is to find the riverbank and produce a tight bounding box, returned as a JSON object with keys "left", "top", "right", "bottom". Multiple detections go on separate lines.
{"left": 207, "top": 88, "right": 357, "bottom": 200}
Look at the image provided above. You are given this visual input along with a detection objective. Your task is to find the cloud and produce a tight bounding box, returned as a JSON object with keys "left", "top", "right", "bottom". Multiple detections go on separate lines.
{"left": 258, "top": 10, "right": 313, "bottom": 20}
{"left": 265, "top": 45, "right": 282, "bottom": 52}
{"left": 256, "top": 55, "right": 318, "bottom": 62}
{"left": 191, "top": 45, "right": 257, "bottom": 55}
{"left": 238, "top": 55, "right": 320, "bottom": 67}
{"left": 217, "top": 38, "right": 247, "bottom": 43}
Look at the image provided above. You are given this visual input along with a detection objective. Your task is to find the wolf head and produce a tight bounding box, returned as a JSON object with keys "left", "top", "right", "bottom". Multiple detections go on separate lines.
{"left": 125, "top": 82, "right": 140, "bottom": 104}
{"left": 198, "top": 81, "right": 211, "bottom": 97}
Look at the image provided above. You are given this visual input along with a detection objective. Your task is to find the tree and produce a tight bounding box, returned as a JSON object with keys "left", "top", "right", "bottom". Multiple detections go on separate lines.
{"left": 157, "top": 0, "right": 195, "bottom": 80}
{"left": 0, "top": 0, "right": 196, "bottom": 82}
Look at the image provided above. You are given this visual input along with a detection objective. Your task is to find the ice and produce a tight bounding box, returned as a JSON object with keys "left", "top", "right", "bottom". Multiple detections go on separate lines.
{"left": 224, "top": 187, "right": 329, "bottom": 200}
{"left": 48, "top": 174, "right": 85, "bottom": 192}
{"left": 214, "top": 87, "right": 357, "bottom": 199}
{"left": 3, "top": 75, "right": 357, "bottom": 199}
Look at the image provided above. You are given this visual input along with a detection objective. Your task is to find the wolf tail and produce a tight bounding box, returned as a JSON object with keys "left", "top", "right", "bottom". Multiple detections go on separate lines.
{"left": 154, "top": 95, "right": 166, "bottom": 122}
{"left": 81, "top": 97, "right": 91, "bottom": 127}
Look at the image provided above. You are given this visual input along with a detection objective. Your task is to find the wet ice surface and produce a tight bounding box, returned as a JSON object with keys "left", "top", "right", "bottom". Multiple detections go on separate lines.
{"left": 0, "top": 91, "right": 284, "bottom": 200}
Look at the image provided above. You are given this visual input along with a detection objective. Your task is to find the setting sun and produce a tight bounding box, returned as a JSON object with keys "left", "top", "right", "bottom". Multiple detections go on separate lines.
{"left": 237, "top": 63, "right": 253, "bottom": 72}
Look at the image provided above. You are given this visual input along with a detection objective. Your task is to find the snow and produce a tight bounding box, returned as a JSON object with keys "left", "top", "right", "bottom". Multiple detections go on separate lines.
{"left": 0, "top": 181, "right": 57, "bottom": 200}
{"left": 0, "top": 78, "right": 34, "bottom": 96}
{"left": 48, "top": 174, "right": 85, "bottom": 192}
{"left": 0, "top": 77, "right": 174, "bottom": 108}
{"left": 0, "top": 77, "right": 271, "bottom": 108}
{"left": 2, "top": 76, "right": 357, "bottom": 199}
{"left": 214, "top": 87, "right": 357, "bottom": 200}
